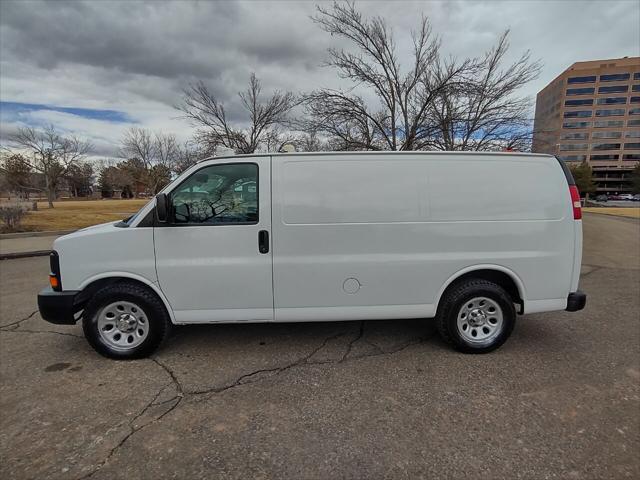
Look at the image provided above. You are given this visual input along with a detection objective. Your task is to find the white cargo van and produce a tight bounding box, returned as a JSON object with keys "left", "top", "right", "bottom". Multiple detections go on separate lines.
{"left": 38, "top": 152, "right": 586, "bottom": 359}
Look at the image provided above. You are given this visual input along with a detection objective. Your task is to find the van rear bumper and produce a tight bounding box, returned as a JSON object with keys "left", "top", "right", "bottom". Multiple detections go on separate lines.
{"left": 566, "top": 291, "right": 586, "bottom": 312}
{"left": 38, "top": 288, "right": 80, "bottom": 325}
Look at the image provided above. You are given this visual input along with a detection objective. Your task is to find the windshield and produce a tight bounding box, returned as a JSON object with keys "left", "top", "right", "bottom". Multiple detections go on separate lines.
{"left": 117, "top": 198, "right": 153, "bottom": 227}
{"left": 115, "top": 164, "right": 203, "bottom": 227}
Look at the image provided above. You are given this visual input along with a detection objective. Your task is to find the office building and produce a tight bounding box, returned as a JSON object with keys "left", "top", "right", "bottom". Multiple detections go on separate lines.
{"left": 532, "top": 57, "right": 640, "bottom": 193}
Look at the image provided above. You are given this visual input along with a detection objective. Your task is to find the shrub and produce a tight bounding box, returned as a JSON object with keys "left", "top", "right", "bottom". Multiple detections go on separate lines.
{"left": 0, "top": 204, "right": 28, "bottom": 232}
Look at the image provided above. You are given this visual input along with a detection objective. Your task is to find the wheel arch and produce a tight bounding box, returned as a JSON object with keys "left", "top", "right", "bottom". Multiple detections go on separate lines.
{"left": 435, "top": 265, "right": 525, "bottom": 315}
{"left": 77, "top": 273, "right": 176, "bottom": 324}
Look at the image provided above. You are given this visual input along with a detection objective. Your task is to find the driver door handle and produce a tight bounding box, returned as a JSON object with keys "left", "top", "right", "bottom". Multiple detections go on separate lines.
{"left": 258, "top": 230, "right": 269, "bottom": 254}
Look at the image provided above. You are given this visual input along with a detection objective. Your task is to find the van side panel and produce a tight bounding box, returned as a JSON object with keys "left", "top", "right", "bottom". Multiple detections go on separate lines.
{"left": 281, "top": 160, "right": 429, "bottom": 224}
{"left": 272, "top": 153, "right": 575, "bottom": 320}
{"left": 427, "top": 160, "right": 565, "bottom": 221}
{"left": 273, "top": 156, "right": 433, "bottom": 319}
{"left": 427, "top": 157, "right": 575, "bottom": 312}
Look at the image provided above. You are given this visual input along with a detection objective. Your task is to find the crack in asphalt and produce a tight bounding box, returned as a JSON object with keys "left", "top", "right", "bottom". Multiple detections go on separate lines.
{"left": 192, "top": 324, "right": 431, "bottom": 401}
{"left": 0, "top": 309, "right": 38, "bottom": 330}
{"left": 362, "top": 337, "right": 385, "bottom": 354}
{"left": 73, "top": 324, "right": 431, "bottom": 479}
{"left": 0, "top": 309, "right": 83, "bottom": 338}
{"left": 340, "top": 320, "right": 365, "bottom": 362}
{"left": 3, "top": 328, "right": 83, "bottom": 339}
{"left": 151, "top": 357, "right": 185, "bottom": 396}
{"left": 149, "top": 357, "right": 185, "bottom": 423}
{"left": 129, "top": 382, "right": 173, "bottom": 426}
{"left": 77, "top": 363, "right": 184, "bottom": 480}
{"left": 189, "top": 329, "right": 352, "bottom": 397}
{"left": 580, "top": 264, "right": 605, "bottom": 278}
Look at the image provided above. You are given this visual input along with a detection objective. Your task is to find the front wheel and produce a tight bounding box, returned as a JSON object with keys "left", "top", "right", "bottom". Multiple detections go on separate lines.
{"left": 436, "top": 279, "right": 516, "bottom": 353}
{"left": 82, "top": 282, "right": 170, "bottom": 359}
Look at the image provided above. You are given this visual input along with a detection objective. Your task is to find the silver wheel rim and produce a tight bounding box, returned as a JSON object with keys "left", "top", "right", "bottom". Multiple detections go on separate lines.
{"left": 456, "top": 296, "right": 504, "bottom": 346}
{"left": 97, "top": 301, "right": 149, "bottom": 351}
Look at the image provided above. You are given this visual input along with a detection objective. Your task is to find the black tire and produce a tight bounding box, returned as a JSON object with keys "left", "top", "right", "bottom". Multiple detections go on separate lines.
{"left": 436, "top": 279, "right": 516, "bottom": 354}
{"left": 82, "top": 282, "right": 170, "bottom": 359}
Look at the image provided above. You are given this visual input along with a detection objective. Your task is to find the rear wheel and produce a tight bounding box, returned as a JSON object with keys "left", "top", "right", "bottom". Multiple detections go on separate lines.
{"left": 83, "top": 282, "right": 170, "bottom": 359}
{"left": 436, "top": 279, "right": 515, "bottom": 353}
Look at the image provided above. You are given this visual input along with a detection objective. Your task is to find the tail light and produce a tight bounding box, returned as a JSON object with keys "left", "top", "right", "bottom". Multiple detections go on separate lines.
{"left": 569, "top": 185, "right": 582, "bottom": 220}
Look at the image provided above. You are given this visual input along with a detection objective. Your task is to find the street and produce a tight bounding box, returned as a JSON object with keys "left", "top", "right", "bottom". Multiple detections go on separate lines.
{"left": 1, "top": 213, "right": 638, "bottom": 479}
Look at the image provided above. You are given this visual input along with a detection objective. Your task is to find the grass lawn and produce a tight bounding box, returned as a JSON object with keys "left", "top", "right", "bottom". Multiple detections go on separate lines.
{"left": 20, "top": 199, "right": 149, "bottom": 231}
{"left": 583, "top": 207, "right": 640, "bottom": 219}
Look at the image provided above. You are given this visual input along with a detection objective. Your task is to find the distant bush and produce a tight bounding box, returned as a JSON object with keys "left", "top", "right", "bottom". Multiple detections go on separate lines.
{"left": 0, "top": 203, "right": 28, "bottom": 232}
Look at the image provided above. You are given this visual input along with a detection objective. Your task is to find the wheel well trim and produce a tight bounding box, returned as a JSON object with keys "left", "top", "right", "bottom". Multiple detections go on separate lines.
{"left": 435, "top": 265, "right": 526, "bottom": 311}
{"left": 78, "top": 272, "right": 176, "bottom": 324}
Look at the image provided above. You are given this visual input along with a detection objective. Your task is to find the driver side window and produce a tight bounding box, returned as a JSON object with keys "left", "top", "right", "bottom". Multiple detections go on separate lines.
{"left": 171, "top": 163, "right": 258, "bottom": 225}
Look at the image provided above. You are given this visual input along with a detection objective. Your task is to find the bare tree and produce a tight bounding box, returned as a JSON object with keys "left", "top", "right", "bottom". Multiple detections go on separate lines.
{"left": 120, "top": 127, "right": 179, "bottom": 194}
{"left": 305, "top": 1, "right": 469, "bottom": 151}
{"left": 173, "top": 140, "right": 205, "bottom": 174}
{"left": 177, "top": 73, "right": 298, "bottom": 154}
{"left": 120, "top": 127, "right": 179, "bottom": 169}
{"left": 5, "top": 125, "right": 92, "bottom": 207}
{"left": 426, "top": 31, "right": 541, "bottom": 151}
{"left": 306, "top": 2, "right": 540, "bottom": 152}
{"left": 292, "top": 131, "right": 325, "bottom": 152}
{"left": 120, "top": 127, "right": 154, "bottom": 165}
{"left": 262, "top": 127, "right": 300, "bottom": 153}
{"left": 154, "top": 131, "right": 180, "bottom": 168}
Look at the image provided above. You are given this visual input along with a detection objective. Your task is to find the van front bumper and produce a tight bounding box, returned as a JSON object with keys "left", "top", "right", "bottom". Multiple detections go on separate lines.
{"left": 566, "top": 291, "right": 586, "bottom": 312}
{"left": 37, "top": 288, "right": 80, "bottom": 325}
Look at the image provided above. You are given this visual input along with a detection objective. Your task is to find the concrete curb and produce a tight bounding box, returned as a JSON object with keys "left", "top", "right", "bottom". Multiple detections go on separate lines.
{"left": 0, "top": 230, "right": 75, "bottom": 239}
{"left": 0, "top": 250, "right": 52, "bottom": 261}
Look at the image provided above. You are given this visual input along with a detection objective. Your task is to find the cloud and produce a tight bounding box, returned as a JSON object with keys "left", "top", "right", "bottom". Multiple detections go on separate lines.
{"left": 1, "top": 0, "right": 638, "bottom": 159}
{"left": 0, "top": 108, "right": 133, "bottom": 158}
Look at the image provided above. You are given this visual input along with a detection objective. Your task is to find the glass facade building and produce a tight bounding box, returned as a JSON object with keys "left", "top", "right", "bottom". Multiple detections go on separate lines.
{"left": 533, "top": 57, "right": 640, "bottom": 193}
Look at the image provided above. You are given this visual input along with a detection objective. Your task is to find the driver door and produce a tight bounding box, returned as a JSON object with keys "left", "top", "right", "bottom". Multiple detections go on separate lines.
{"left": 154, "top": 159, "right": 273, "bottom": 323}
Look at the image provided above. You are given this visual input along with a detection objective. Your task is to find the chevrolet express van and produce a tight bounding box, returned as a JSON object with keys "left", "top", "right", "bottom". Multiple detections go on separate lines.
{"left": 38, "top": 152, "right": 586, "bottom": 359}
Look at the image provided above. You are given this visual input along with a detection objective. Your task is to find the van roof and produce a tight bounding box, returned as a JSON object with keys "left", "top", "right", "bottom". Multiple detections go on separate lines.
{"left": 199, "top": 150, "right": 554, "bottom": 163}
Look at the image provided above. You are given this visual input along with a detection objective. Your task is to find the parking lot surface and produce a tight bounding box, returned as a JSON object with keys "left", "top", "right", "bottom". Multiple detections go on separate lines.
{"left": 1, "top": 213, "right": 638, "bottom": 479}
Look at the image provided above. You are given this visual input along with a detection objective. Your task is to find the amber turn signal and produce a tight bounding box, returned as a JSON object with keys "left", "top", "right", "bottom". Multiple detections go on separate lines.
{"left": 49, "top": 274, "right": 60, "bottom": 290}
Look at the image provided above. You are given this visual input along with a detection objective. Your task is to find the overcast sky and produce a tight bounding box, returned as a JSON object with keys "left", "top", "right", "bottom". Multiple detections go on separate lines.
{"left": 1, "top": 0, "right": 639, "bottom": 158}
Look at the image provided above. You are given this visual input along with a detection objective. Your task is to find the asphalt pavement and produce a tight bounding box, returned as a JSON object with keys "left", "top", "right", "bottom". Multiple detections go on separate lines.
{"left": 0, "top": 213, "right": 638, "bottom": 479}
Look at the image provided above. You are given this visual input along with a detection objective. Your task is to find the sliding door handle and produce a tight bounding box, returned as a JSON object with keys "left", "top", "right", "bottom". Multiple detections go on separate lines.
{"left": 258, "top": 230, "right": 269, "bottom": 254}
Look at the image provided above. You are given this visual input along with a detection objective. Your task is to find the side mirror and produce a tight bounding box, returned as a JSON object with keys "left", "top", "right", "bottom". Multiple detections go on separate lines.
{"left": 156, "top": 193, "right": 169, "bottom": 223}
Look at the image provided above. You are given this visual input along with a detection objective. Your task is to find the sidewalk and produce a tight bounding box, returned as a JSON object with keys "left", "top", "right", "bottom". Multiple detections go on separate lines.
{"left": 0, "top": 235, "right": 59, "bottom": 259}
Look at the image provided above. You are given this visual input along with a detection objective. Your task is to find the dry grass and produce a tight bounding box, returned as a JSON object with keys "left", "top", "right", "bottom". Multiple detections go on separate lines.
{"left": 20, "top": 199, "right": 149, "bottom": 231}
{"left": 583, "top": 207, "right": 640, "bottom": 219}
